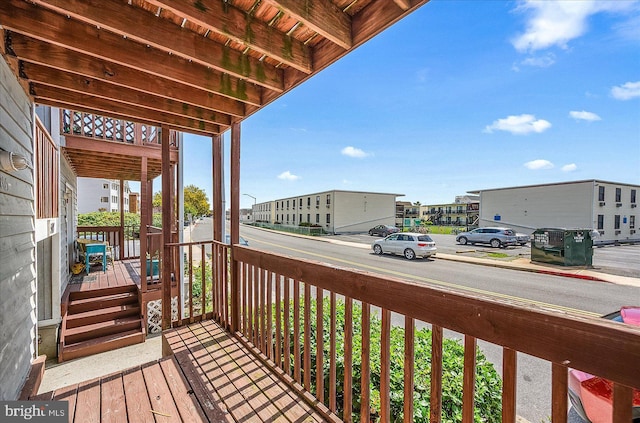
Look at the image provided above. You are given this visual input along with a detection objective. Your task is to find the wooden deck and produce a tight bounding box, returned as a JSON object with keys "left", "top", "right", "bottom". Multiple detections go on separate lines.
{"left": 33, "top": 319, "right": 332, "bottom": 422}
{"left": 67, "top": 259, "right": 141, "bottom": 292}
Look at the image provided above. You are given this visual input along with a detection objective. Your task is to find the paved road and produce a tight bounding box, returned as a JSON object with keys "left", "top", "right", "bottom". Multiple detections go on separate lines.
{"left": 190, "top": 220, "right": 639, "bottom": 423}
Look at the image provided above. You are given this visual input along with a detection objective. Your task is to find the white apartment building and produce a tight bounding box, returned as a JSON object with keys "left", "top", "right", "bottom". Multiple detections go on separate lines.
{"left": 77, "top": 178, "right": 131, "bottom": 213}
{"left": 469, "top": 180, "right": 639, "bottom": 244}
{"left": 253, "top": 190, "right": 401, "bottom": 234}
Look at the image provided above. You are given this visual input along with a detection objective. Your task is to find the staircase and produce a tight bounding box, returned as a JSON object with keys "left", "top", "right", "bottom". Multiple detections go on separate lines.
{"left": 58, "top": 284, "right": 145, "bottom": 362}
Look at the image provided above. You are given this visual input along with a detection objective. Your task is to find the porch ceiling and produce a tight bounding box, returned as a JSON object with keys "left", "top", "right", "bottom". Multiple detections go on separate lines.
{"left": 1, "top": 0, "right": 429, "bottom": 136}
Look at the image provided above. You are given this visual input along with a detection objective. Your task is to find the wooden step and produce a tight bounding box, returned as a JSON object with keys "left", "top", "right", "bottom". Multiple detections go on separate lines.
{"left": 59, "top": 329, "right": 145, "bottom": 362}
{"left": 65, "top": 304, "right": 140, "bottom": 329}
{"left": 64, "top": 316, "right": 142, "bottom": 345}
{"left": 67, "top": 291, "right": 138, "bottom": 315}
{"left": 68, "top": 284, "right": 137, "bottom": 301}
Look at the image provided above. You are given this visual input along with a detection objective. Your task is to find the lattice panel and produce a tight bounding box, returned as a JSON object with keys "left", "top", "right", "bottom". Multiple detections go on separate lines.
{"left": 82, "top": 114, "right": 93, "bottom": 137}
{"left": 105, "top": 118, "right": 114, "bottom": 139}
{"left": 146, "top": 297, "right": 179, "bottom": 334}
{"left": 94, "top": 115, "right": 103, "bottom": 138}
{"left": 73, "top": 112, "right": 82, "bottom": 134}
{"left": 125, "top": 121, "right": 134, "bottom": 143}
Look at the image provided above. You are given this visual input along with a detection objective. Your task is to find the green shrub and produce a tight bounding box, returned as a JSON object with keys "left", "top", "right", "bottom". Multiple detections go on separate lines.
{"left": 279, "top": 298, "right": 502, "bottom": 422}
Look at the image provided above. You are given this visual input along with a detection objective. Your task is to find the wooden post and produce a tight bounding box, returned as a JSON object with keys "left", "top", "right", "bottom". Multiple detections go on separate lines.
{"left": 140, "top": 157, "right": 148, "bottom": 292}
{"left": 212, "top": 134, "right": 222, "bottom": 242}
{"left": 161, "top": 126, "right": 173, "bottom": 330}
{"left": 119, "top": 179, "right": 125, "bottom": 260}
{"left": 230, "top": 123, "right": 240, "bottom": 332}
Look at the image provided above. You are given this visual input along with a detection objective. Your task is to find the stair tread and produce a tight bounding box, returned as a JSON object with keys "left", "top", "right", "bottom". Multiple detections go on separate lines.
{"left": 64, "top": 316, "right": 142, "bottom": 337}
{"left": 69, "top": 291, "right": 137, "bottom": 306}
{"left": 69, "top": 285, "right": 137, "bottom": 300}
{"left": 66, "top": 304, "right": 140, "bottom": 322}
{"left": 62, "top": 329, "right": 144, "bottom": 352}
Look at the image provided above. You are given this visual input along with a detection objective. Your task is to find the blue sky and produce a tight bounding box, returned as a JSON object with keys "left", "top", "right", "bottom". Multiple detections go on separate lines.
{"left": 179, "top": 0, "right": 640, "bottom": 209}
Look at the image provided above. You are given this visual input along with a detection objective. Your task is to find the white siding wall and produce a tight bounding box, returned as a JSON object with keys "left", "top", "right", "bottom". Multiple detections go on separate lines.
{"left": 333, "top": 191, "right": 396, "bottom": 234}
{"left": 0, "top": 57, "right": 37, "bottom": 400}
{"left": 479, "top": 181, "right": 594, "bottom": 233}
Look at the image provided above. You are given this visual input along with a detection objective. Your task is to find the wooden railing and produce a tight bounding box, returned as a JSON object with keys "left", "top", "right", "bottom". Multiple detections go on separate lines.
{"left": 35, "top": 115, "right": 58, "bottom": 219}
{"left": 77, "top": 225, "right": 146, "bottom": 260}
{"left": 169, "top": 243, "right": 640, "bottom": 423}
{"left": 60, "top": 109, "right": 179, "bottom": 147}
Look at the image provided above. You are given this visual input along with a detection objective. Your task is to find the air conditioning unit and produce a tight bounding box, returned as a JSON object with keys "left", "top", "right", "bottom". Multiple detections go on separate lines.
{"left": 616, "top": 202, "right": 622, "bottom": 207}
{"left": 632, "top": 204, "right": 637, "bottom": 208}
{"left": 598, "top": 201, "right": 605, "bottom": 206}
{"left": 631, "top": 230, "right": 636, "bottom": 234}
{"left": 615, "top": 230, "right": 621, "bottom": 235}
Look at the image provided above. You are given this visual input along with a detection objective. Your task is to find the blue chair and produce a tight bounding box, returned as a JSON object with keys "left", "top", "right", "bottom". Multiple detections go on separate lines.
{"left": 85, "top": 243, "right": 107, "bottom": 274}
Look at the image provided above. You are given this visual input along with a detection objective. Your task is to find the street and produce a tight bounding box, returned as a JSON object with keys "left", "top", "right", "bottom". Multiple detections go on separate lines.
{"left": 189, "top": 218, "right": 640, "bottom": 423}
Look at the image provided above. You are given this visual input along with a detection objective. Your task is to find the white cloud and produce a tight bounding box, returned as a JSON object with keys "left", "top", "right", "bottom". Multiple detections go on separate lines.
{"left": 277, "top": 171, "right": 300, "bottom": 181}
{"left": 569, "top": 110, "right": 601, "bottom": 121}
{"left": 484, "top": 114, "right": 551, "bottom": 135}
{"left": 341, "top": 146, "right": 370, "bottom": 158}
{"left": 511, "top": 0, "right": 636, "bottom": 52}
{"left": 611, "top": 81, "right": 640, "bottom": 100}
{"left": 525, "top": 159, "right": 555, "bottom": 170}
{"left": 562, "top": 163, "right": 577, "bottom": 172}
{"left": 520, "top": 53, "right": 556, "bottom": 68}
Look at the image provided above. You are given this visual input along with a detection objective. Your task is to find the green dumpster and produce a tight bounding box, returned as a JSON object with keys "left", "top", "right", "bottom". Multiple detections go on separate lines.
{"left": 531, "top": 228, "right": 593, "bottom": 266}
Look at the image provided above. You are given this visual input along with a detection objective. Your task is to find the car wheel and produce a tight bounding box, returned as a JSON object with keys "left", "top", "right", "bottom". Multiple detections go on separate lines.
{"left": 373, "top": 244, "right": 383, "bottom": 255}
{"left": 458, "top": 237, "right": 468, "bottom": 245}
{"left": 490, "top": 238, "right": 501, "bottom": 248}
{"left": 369, "top": 231, "right": 373, "bottom": 236}
{"left": 519, "top": 242, "right": 527, "bottom": 246}
{"left": 404, "top": 248, "right": 416, "bottom": 260}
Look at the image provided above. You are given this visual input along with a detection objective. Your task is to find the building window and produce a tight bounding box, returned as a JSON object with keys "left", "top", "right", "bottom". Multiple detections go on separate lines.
{"left": 597, "top": 215, "right": 604, "bottom": 230}
{"left": 615, "top": 188, "right": 621, "bottom": 202}
{"left": 292, "top": 199, "right": 296, "bottom": 208}
{"left": 299, "top": 214, "right": 302, "bottom": 222}
{"left": 316, "top": 214, "right": 320, "bottom": 224}
{"left": 614, "top": 215, "right": 620, "bottom": 230}
{"left": 112, "top": 195, "right": 118, "bottom": 203}
{"left": 103, "top": 183, "right": 109, "bottom": 189}
{"left": 630, "top": 215, "right": 635, "bottom": 229}
{"left": 316, "top": 196, "right": 320, "bottom": 207}
{"left": 632, "top": 189, "right": 637, "bottom": 203}
{"left": 287, "top": 200, "right": 290, "bottom": 209}
{"left": 293, "top": 214, "right": 296, "bottom": 223}
{"left": 598, "top": 186, "right": 605, "bottom": 201}
{"left": 299, "top": 198, "right": 303, "bottom": 209}
{"left": 307, "top": 214, "right": 310, "bottom": 223}
{"left": 326, "top": 194, "right": 331, "bottom": 206}
{"left": 307, "top": 197, "right": 311, "bottom": 208}
{"left": 101, "top": 197, "right": 109, "bottom": 203}
{"left": 326, "top": 213, "right": 331, "bottom": 224}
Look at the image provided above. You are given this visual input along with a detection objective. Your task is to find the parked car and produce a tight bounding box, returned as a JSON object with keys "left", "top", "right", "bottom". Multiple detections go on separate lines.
{"left": 372, "top": 232, "right": 437, "bottom": 260}
{"left": 455, "top": 227, "right": 518, "bottom": 248}
{"left": 225, "top": 235, "right": 249, "bottom": 246}
{"left": 368, "top": 224, "right": 400, "bottom": 237}
{"left": 505, "top": 229, "right": 530, "bottom": 246}
{"left": 568, "top": 306, "right": 640, "bottom": 423}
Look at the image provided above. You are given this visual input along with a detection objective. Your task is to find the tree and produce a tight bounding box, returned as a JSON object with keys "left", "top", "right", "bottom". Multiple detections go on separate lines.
{"left": 152, "top": 191, "right": 162, "bottom": 209}
{"left": 183, "top": 185, "right": 210, "bottom": 218}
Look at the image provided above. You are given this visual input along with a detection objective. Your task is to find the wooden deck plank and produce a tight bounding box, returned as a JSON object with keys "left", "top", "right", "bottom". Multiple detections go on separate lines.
{"left": 141, "top": 362, "right": 183, "bottom": 421}
{"left": 53, "top": 384, "right": 77, "bottom": 422}
{"left": 200, "top": 320, "right": 325, "bottom": 422}
{"left": 100, "top": 373, "right": 127, "bottom": 423}
{"left": 121, "top": 367, "right": 155, "bottom": 423}
{"left": 158, "top": 356, "right": 209, "bottom": 422}
{"left": 74, "top": 378, "right": 101, "bottom": 423}
{"left": 176, "top": 323, "right": 260, "bottom": 421}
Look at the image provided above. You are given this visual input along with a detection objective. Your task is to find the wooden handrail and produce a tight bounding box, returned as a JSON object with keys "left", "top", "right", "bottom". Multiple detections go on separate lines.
{"left": 169, "top": 242, "right": 640, "bottom": 422}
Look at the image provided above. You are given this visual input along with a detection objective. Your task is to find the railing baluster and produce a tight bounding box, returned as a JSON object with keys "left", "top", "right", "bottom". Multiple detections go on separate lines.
{"left": 502, "top": 347, "right": 517, "bottom": 423}
{"left": 248, "top": 265, "right": 254, "bottom": 342}
{"left": 258, "top": 268, "right": 264, "bottom": 351}
{"left": 316, "top": 288, "right": 324, "bottom": 403}
{"left": 283, "top": 278, "right": 291, "bottom": 377}
{"left": 188, "top": 244, "right": 193, "bottom": 319}
{"left": 329, "top": 291, "right": 337, "bottom": 412}
{"left": 404, "top": 317, "right": 415, "bottom": 423}
{"left": 380, "top": 309, "right": 391, "bottom": 423}
{"left": 275, "top": 274, "right": 282, "bottom": 369}
{"left": 303, "top": 282, "right": 312, "bottom": 391}
{"left": 360, "top": 302, "right": 370, "bottom": 423}
{"left": 293, "top": 280, "right": 301, "bottom": 384}
{"left": 242, "top": 262, "right": 249, "bottom": 337}
{"left": 462, "top": 335, "right": 477, "bottom": 423}
{"left": 201, "top": 246, "right": 206, "bottom": 317}
{"left": 612, "top": 382, "right": 633, "bottom": 422}
{"left": 267, "top": 271, "right": 273, "bottom": 361}
{"left": 430, "top": 324, "right": 443, "bottom": 423}
{"left": 343, "top": 297, "right": 353, "bottom": 423}
{"left": 551, "top": 363, "right": 568, "bottom": 423}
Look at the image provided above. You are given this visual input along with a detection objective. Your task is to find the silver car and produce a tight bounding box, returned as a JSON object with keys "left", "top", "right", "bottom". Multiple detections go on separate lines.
{"left": 455, "top": 227, "right": 518, "bottom": 248}
{"left": 372, "top": 232, "right": 437, "bottom": 260}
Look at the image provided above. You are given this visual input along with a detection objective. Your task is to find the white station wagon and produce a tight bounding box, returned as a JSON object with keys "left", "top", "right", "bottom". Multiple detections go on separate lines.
{"left": 372, "top": 232, "right": 437, "bottom": 260}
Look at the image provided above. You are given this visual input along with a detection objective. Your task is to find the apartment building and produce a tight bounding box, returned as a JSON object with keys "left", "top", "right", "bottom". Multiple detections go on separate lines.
{"left": 254, "top": 190, "right": 401, "bottom": 234}
{"left": 77, "top": 178, "right": 131, "bottom": 213}
{"left": 469, "top": 180, "right": 639, "bottom": 244}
